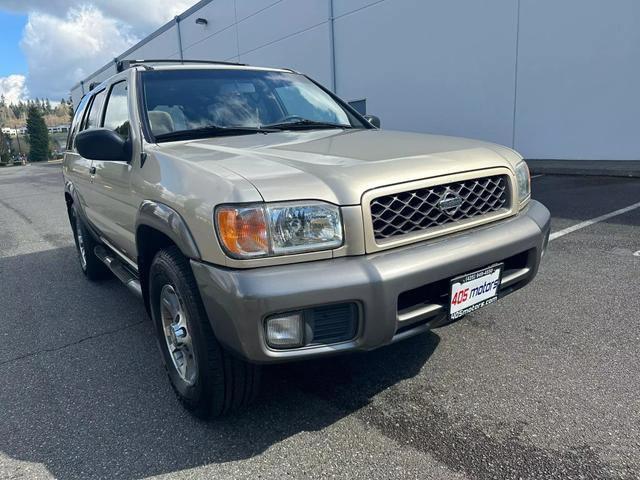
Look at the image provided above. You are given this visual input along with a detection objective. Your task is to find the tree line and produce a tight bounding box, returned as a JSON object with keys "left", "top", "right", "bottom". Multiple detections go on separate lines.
{"left": 0, "top": 95, "right": 73, "bottom": 127}
{"left": 0, "top": 95, "right": 74, "bottom": 163}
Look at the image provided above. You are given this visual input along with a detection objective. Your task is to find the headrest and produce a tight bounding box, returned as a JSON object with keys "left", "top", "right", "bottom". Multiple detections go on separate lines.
{"left": 148, "top": 110, "right": 175, "bottom": 135}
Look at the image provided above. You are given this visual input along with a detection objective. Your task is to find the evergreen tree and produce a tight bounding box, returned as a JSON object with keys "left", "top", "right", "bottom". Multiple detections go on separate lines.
{"left": 45, "top": 99, "right": 52, "bottom": 114}
{"left": 10, "top": 103, "right": 21, "bottom": 119}
{"left": 0, "top": 129, "right": 10, "bottom": 163}
{"left": 26, "top": 104, "right": 49, "bottom": 161}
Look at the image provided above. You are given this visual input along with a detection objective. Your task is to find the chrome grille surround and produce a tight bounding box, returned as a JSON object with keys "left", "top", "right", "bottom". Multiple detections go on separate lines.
{"left": 361, "top": 168, "right": 518, "bottom": 253}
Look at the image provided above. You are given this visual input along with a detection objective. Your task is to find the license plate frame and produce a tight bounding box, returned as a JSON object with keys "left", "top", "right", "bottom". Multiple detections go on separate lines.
{"left": 449, "top": 264, "right": 503, "bottom": 320}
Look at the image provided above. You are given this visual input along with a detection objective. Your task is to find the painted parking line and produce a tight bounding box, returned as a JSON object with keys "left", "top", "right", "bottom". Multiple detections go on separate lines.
{"left": 531, "top": 174, "right": 545, "bottom": 179}
{"left": 550, "top": 201, "right": 640, "bottom": 241}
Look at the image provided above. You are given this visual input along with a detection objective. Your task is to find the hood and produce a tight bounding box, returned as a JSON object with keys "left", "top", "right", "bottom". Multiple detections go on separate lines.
{"left": 156, "top": 129, "right": 521, "bottom": 205}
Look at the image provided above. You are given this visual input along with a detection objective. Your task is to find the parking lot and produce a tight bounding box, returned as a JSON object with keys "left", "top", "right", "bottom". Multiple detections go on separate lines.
{"left": 0, "top": 164, "right": 638, "bottom": 479}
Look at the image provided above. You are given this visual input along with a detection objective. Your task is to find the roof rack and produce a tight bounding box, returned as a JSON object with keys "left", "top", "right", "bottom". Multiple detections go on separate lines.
{"left": 115, "top": 59, "right": 246, "bottom": 73}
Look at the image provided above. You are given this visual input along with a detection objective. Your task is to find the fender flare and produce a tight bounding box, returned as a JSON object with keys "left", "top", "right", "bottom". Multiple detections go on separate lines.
{"left": 135, "top": 201, "right": 201, "bottom": 260}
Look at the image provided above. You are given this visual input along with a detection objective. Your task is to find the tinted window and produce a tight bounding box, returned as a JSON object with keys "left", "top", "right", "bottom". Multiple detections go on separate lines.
{"left": 84, "top": 89, "right": 107, "bottom": 130}
{"left": 103, "top": 82, "right": 130, "bottom": 140}
{"left": 66, "top": 94, "right": 91, "bottom": 150}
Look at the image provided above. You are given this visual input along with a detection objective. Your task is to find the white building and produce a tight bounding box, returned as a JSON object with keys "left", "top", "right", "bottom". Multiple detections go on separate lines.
{"left": 0, "top": 127, "right": 27, "bottom": 137}
{"left": 70, "top": 0, "right": 640, "bottom": 161}
{"left": 48, "top": 125, "right": 70, "bottom": 134}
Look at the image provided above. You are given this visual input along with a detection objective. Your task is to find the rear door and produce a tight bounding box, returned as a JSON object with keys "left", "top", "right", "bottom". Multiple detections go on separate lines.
{"left": 75, "top": 88, "right": 108, "bottom": 227}
{"left": 89, "top": 80, "right": 138, "bottom": 261}
{"left": 63, "top": 91, "right": 101, "bottom": 215}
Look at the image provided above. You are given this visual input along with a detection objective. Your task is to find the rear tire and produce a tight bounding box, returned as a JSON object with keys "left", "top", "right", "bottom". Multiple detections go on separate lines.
{"left": 149, "top": 246, "right": 260, "bottom": 418}
{"left": 70, "top": 206, "right": 109, "bottom": 280}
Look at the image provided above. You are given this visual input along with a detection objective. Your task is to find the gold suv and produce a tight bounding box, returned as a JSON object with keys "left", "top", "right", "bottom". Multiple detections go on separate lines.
{"left": 63, "top": 60, "right": 550, "bottom": 418}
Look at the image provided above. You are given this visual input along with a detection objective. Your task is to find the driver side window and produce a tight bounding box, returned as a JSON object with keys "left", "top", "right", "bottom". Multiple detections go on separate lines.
{"left": 102, "top": 81, "right": 131, "bottom": 140}
{"left": 83, "top": 89, "right": 107, "bottom": 130}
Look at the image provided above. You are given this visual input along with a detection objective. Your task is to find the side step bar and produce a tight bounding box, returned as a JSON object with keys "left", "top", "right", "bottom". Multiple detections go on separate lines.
{"left": 94, "top": 245, "right": 142, "bottom": 298}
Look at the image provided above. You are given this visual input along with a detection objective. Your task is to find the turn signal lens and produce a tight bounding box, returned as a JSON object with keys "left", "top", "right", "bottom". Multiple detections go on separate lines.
{"left": 216, "top": 206, "right": 268, "bottom": 258}
{"left": 515, "top": 161, "right": 531, "bottom": 206}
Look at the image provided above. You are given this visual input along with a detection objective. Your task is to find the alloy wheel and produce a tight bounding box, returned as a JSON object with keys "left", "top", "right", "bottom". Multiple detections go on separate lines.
{"left": 160, "top": 284, "right": 197, "bottom": 385}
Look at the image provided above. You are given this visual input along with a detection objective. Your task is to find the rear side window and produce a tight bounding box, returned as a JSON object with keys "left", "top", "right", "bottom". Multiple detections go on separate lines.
{"left": 102, "top": 82, "right": 130, "bottom": 140}
{"left": 83, "top": 89, "right": 107, "bottom": 130}
{"left": 66, "top": 94, "right": 91, "bottom": 151}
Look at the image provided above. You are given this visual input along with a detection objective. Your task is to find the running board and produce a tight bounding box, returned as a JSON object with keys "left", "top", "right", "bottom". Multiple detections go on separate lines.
{"left": 94, "top": 245, "right": 142, "bottom": 298}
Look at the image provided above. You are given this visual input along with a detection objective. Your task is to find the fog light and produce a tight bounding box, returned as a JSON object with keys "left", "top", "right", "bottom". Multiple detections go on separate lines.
{"left": 265, "top": 312, "right": 304, "bottom": 348}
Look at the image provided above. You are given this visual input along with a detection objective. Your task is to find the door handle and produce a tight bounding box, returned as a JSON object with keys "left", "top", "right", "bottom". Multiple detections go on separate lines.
{"left": 89, "top": 166, "right": 96, "bottom": 175}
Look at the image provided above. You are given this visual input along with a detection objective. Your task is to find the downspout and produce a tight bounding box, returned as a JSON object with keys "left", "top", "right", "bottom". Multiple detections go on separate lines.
{"left": 175, "top": 16, "right": 184, "bottom": 62}
{"left": 511, "top": 0, "right": 521, "bottom": 149}
{"left": 328, "top": 0, "right": 337, "bottom": 93}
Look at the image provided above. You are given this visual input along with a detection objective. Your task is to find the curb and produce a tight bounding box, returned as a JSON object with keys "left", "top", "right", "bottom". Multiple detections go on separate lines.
{"left": 527, "top": 160, "right": 640, "bottom": 178}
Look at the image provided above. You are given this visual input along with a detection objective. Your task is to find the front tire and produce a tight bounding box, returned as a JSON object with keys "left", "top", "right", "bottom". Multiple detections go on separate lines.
{"left": 149, "top": 246, "right": 260, "bottom": 418}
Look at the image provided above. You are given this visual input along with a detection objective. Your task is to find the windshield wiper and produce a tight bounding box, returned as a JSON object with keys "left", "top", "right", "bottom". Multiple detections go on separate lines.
{"left": 154, "top": 124, "right": 279, "bottom": 142}
{"left": 263, "top": 119, "right": 354, "bottom": 130}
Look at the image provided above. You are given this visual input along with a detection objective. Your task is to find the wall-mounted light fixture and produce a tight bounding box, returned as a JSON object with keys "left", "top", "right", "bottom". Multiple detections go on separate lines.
{"left": 195, "top": 18, "right": 208, "bottom": 25}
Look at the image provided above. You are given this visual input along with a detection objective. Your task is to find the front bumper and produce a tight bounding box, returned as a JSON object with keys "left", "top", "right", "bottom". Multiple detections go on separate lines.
{"left": 191, "top": 200, "right": 551, "bottom": 363}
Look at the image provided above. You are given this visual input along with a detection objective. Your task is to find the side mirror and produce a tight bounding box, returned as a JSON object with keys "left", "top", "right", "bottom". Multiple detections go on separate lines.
{"left": 75, "top": 128, "right": 130, "bottom": 161}
{"left": 364, "top": 115, "right": 381, "bottom": 128}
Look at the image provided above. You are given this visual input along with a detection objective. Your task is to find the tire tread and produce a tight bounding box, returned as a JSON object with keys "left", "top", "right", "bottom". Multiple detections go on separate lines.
{"left": 151, "top": 246, "right": 260, "bottom": 418}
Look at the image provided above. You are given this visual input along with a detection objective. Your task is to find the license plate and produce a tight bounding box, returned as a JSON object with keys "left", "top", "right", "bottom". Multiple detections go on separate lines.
{"left": 449, "top": 264, "right": 503, "bottom": 319}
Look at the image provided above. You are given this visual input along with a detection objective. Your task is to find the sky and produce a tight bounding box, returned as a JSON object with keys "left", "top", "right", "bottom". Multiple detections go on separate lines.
{"left": 0, "top": 0, "right": 195, "bottom": 104}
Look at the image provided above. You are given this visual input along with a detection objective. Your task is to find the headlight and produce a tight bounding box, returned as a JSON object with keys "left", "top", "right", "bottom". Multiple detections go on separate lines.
{"left": 215, "top": 202, "right": 343, "bottom": 258}
{"left": 515, "top": 161, "right": 531, "bottom": 206}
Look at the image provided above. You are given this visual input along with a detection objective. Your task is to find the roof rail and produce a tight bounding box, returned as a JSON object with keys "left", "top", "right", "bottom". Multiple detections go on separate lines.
{"left": 115, "top": 59, "right": 246, "bottom": 72}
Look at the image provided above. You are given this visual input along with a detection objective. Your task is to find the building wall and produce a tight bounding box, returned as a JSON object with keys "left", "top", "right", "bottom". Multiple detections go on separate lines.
{"left": 515, "top": 0, "right": 640, "bottom": 160}
{"left": 122, "top": 25, "right": 181, "bottom": 61}
{"left": 71, "top": 0, "right": 640, "bottom": 161}
{"left": 333, "top": 0, "right": 518, "bottom": 147}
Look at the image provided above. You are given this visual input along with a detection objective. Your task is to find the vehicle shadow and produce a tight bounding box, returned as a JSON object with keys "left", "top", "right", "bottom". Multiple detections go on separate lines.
{"left": 0, "top": 246, "right": 439, "bottom": 479}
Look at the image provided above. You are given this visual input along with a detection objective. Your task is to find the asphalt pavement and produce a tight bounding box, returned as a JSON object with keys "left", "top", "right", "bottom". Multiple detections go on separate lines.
{"left": 0, "top": 164, "right": 638, "bottom": 479}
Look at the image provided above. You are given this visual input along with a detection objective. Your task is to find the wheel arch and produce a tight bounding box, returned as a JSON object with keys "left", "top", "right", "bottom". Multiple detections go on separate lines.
{"left": 135, "top": 201, "right": 202, "bottom": 314}
{"left": 64, "top": 181, "right": 87, "bottom": 231}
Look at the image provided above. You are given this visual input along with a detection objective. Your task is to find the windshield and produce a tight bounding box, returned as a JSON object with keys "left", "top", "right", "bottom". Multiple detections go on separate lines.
{"left": 141, "top": 68, "right": 366, "bottom": 140}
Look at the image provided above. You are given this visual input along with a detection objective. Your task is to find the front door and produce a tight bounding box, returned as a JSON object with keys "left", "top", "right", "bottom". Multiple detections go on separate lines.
{"left": 89, "top": 80, "right": 138, "bottom": 262}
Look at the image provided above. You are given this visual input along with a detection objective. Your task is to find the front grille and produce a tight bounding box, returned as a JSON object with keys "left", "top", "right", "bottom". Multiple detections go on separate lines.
{"left": 370, "top": 175, "right": 510, "bottom": 240}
